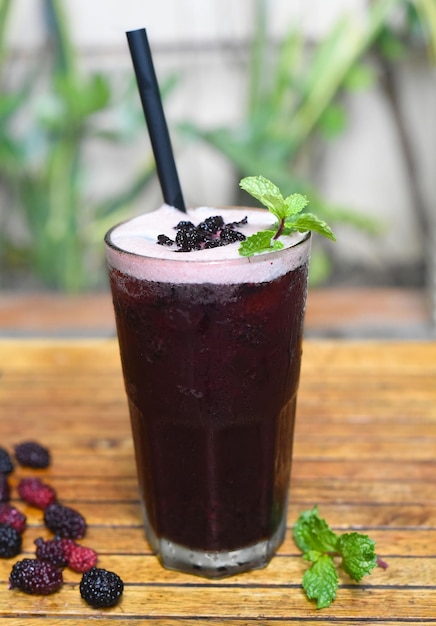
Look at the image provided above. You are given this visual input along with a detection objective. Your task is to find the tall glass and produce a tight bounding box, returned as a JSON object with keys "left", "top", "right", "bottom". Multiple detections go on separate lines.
{"left": 105, "top": 208, "right": 311, "bottom": 578}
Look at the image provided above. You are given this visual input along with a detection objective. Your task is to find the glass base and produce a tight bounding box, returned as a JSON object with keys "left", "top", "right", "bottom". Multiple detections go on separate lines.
{"left": 142, "top": 505, "right": 287, "bottom": 578}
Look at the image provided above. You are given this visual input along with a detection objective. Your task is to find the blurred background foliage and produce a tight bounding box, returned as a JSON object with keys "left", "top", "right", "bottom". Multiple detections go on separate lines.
{"left": 0, "top": 0, "right": 159, "bottom": 291}
{"left": 0, "top": 0, "right": 435, "bottom": 291}
{"left": 181, "top": 0, "right": 436, "bottom": 284}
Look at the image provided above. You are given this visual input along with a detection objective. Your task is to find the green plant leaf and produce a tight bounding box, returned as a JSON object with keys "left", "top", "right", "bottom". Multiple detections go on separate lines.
{"left": 285, "top": 213, "right": 336, "bottom": 241}
{"left": 294, "top": 507, "right": 386, "bottom": 609}
{"left": 337, "top": 533, "right": 378, "bottom": 581}
{"left": 239, "top": 230, "right": 283, "bottom": 256}
{"left": 343, "top": 62, "right": 377, "bottom": 91}
{"left": 293, "top": 506, "right": 339, "bottom": 554}
{"left": 284, "top": 193, "right": 309, "bottom": 215}
{"left": 318, "top": 102, "right": 348, "bottom": 139}
{"left": 239, "top": 175, "right": 285, "bottom": 216}
{"left": 302, "top": 555, "right": 339, "bottom": 609}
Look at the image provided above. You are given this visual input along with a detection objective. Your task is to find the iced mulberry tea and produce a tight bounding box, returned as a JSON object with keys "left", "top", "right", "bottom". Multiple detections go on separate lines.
{"left": 105, "top": 205, "right": 311, "bottom": 577}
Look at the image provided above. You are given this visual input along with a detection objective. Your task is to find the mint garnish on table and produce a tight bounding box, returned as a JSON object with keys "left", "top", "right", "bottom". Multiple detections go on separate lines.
{"left": 238, "top": 175, "right": 336, "bottom": 257}
{"left": 294, "top": 506, "right": 387, "bottom": 609}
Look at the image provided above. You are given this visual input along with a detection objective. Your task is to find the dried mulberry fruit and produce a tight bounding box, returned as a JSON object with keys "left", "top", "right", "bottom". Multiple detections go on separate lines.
{"left": 14, "top": 441, "right": 51, "bottom": 469}
{"left": 0, "top": 447, "right": 14, "bottom": 474}
{"left": 18, "top": 478, "right": 57, "bottom": 510}
{"left": 0, "top": 524, "right": 22, "bottom": 558}
{"left": 9, "top": 558, "right": 63, "bottom": 595}
{"left": 0, "top": 503, "right": 26, "bottom": 533}
{"left": 79, "top": 567, "right": 124, "bottom": 608}
{"left": 44, "top": 502, "right": 86, "bottom": 539}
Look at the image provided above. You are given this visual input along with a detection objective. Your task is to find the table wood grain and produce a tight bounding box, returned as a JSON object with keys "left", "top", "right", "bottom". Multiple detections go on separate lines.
{"left": 0, "top": 339, "right": 435, "bottom": 624}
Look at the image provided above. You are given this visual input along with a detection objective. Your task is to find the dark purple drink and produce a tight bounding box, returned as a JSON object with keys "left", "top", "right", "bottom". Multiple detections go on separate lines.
{"left": 105, "top": 206, "right": 311, "bottom": 577}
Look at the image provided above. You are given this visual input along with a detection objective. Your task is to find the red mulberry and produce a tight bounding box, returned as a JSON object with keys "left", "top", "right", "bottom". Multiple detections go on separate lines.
{"left": 67, "top": 544, "right": 98, "bottom": 572}
{"left": 18, "top": 478, "right": 57, "bottom": 510}
{"left": 0, "top": 504, "right": 26, "bottom": 533}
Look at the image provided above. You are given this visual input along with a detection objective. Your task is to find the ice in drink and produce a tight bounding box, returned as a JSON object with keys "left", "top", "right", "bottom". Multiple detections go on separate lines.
{"left": 105, "top": 205, "right": 311, "bottom": 577}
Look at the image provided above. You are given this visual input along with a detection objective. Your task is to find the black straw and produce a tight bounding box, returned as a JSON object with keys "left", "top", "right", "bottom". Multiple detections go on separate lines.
{"left": 126, "top": 28, "right": 186, "bottom": 213}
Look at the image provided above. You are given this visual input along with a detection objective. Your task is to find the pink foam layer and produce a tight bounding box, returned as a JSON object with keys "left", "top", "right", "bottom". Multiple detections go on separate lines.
{"left": 105, "top": 205, "right": 311, "bottom": 284}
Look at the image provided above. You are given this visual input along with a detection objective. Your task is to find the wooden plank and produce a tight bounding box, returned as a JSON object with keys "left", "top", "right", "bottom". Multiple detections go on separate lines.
{"left": 1, "top": 585, "right": 436, "bottom": 619}
{"left": 6, "top": 475, "right": 436, "bottom": 507}
{"left": 3, "top": 622, "right": 436, "bottom": 626}
{"left": 2, "top": 524, "right": 433, "bottom": 558}
{"left": 5, "top": 500, "right": 436, "bottom": 533}
{"left": 0, "top": 339, "right": 435, "bottom": 623}
{"left": 1, "top": 554, "right": 435, "bottom": 587}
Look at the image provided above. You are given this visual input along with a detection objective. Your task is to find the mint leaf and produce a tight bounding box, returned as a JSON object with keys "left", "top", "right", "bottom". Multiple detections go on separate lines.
{"left": 293, "top": 506, "right": 339, "bottom": 554}
{"left": 302, "top": 554, "right": 338, "bottom": 609}
{"left": 285, "top": 213, "right": 336, "bottom": 241}
{"left": 239, "top": 176, "right": 285, "bottom": 218}
{"left": 284, "top": 193, "right": 309, "bottom": 216}
{"left": 337, "top": 533, "right": 377, "bottom": 582}
{"left": 294, "top": 507, "right": 386, "bottom": 610}
{"left": 238, "top": 175, "right": 335, "bottom": 256}
{"left": 303, "top": 549, "right": 323, "bottom": 563}
{"left": 238, "top": 230, "right": 283, "bottom": 257}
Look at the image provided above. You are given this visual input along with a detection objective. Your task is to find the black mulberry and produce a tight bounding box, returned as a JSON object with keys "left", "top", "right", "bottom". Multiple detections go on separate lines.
{"left": 0, "top": 474, "right": 10, "bottom": 502}
{"left": 0, "top": 524, "right": 22, "bottom": 558}
{"left": 14, "top": 441, "right": 51, "bottom": 469}
{"left": 9, "top": 558, "right": 63, "bottom": 595}
{"left": 80, "top": 567, "right": 124, "bottom": 608}
{"left": 44, "top": 503, "right": 86, "bottom": 539}
{"left": 0, "top": 447, "right": 14, "bottom": 474}
{"left": 34, "top": 537, "right": 70, "bottom": 569}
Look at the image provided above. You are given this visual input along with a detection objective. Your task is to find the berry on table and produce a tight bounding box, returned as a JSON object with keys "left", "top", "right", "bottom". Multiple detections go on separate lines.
{"left": 0, "top": 474, "right": 10, "bottom": 502}
{"left": 34, "top": 537, "right": 71, "bottom": 569}
{"left": 79, "top": 567, "right": 124, "bottom": 608}
{"left": 18, "top": 477, "right": 57, "bottom": 510}
{"left": 9, "top": 558, "right": 63, "bottom": 595}
{"left": 14, "top": 441, "right": 51, "bottom": 469}
{"left": 67, "top": 544, "right": 98, "bottom": 572}
{"left": 0, "top": 524, "right": 22, "bottom": 558}
{"left": 44, "top": 502, "right": 87, "bottom": 539}
{"left": 0, "top": 447, "right": 14, "bottom": 474}
{"left": 0, "top": 503, "right": 27, "bottom": 533}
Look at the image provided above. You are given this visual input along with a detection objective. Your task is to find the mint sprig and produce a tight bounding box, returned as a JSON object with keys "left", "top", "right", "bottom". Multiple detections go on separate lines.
{"left": 238, "top": 175, "right": 336, "bottom": 257}
{"left": 294, "top": 506, "right": 386, "bottom": 609}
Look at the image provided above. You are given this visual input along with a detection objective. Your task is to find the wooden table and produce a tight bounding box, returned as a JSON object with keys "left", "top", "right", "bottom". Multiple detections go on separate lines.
{"left": 0, "top": 339, "right": 435, "bottom": 624}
